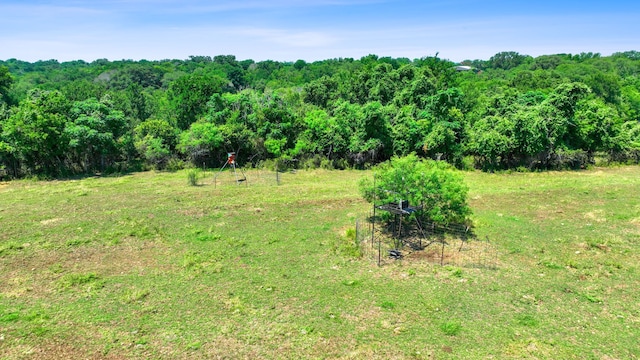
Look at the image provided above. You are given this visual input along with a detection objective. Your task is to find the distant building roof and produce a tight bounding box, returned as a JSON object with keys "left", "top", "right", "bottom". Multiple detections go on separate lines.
{"left": 455, "top": 65, "right": 473, "bottom": 71}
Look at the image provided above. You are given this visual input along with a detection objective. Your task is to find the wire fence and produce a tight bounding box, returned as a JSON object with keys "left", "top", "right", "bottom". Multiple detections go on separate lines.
{"left": 355, "top": 213, "right": 498, "bottom": 269}
{"left": 197, "top": 167, "right": 291, "bottom": 188}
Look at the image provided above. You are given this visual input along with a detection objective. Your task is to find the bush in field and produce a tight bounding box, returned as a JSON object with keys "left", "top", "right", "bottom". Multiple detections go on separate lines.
{"left": 187, "top": 169, "right": 199, "bottom": 186}
{"left": 359, "top": 153, "right": 471, "bottom": 225}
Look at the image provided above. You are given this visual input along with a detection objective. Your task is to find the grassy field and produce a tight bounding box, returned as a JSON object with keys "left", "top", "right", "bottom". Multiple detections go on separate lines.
{"left": 1, "top": 166, "right": 639, "bottom": 359}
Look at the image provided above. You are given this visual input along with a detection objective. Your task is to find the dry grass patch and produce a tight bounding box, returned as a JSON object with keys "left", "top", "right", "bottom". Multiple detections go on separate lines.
{"left": 584, "top": 209, "right": 607, "bottom": 223}
{"left": 39, "top": 218, "right": 64, "bottom": 226}
{"left": 1, "top": 341, "right": 127, "bottom": 360}
{"left": 57, "top": 239, "right": 174, "bottom": 276}
{"left": 0, "top": 238, "right": 174, "bottom": 299}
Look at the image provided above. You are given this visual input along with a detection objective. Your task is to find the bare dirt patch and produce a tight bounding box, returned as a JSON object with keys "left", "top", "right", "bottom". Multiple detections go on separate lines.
{"left": 4, "top": 341, "right": 126, "bottom": 360}
{"left": 0, "top": 239, "right": 175, "bottom": 299}
{"left": 59, "top": 239, "right": 175, "bottom": 276}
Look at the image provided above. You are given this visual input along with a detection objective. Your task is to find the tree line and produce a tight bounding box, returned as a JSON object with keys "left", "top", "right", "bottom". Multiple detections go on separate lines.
{"left": 1, "top": 51, "right": 640, "bottom": 177}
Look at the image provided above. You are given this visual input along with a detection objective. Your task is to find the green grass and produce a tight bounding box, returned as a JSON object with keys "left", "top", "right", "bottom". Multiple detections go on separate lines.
{"left": 1, "top": 167, "right": 639, "bottom": 359}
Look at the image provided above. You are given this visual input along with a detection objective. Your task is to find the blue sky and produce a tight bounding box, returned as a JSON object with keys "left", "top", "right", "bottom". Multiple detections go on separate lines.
{"left": 1, "top": 0, "right": 638, "bottom": 63}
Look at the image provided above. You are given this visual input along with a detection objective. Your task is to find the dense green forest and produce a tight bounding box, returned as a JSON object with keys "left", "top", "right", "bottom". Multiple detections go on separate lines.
{"left": 1, "top": 51, "right": 640, "bottom": 178}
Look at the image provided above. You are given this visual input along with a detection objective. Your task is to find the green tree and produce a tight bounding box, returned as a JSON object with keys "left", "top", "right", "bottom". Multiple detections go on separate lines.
{"left": 134, "top": 118, "right": 179, "bottom": 169}
{"left": 467, "top": 115, "right": 515, "bottom": 170}
{"left": 302, "top": 75, "right": 337, "bottom": 108}
{"left": 136, "top": 136, "right": 171, "bottom": 169}
{"left": 368, "top": 63, "right": 398, "bottom": 104}
{"left": 346, "top": 101, "right": 393, "bottom": 165}
{"left": 0, "top": 65, "right": 15, "bottom": 104}
{"left": 168, "top": 70, "right": 227, "bottom": 130}
{"left": 488, "top": 51, "right": 530, "bottom": 70}
{"left": 422, "top": 88, "right": 467, "bottom": 165}
{"left": 61, "top": 79, "right": 107, "bottom": 102}
{"left": 1, "top": 89, "right": 70, "bottom": 174}
{"left": 586, "top": 72, "right": 621, "bottom": 104}
{"left": 359, "top": 153, "right": 471, "bottom": 225}
{"left": 65, "top": 96, "right": 127, "bottom": 171}
{"left": 178, "top": 121, "right": 223, "bottom": 164}
{"left": 390, "top": 105, "right": 423, "bottom": 156}
{"left": 394, "top": 71, "right": 436, "bottom": 108}
{"left": 618, "top": 121, "right": 640, "bottom": 151}
{"left": 573, "top": 99, "right": 623, "bottom": 154}
{"left": 544, "top": 82, "right": 591, "bottom": 151}
{"left": 134, "top": 119, "right": 178, "bottom": 151}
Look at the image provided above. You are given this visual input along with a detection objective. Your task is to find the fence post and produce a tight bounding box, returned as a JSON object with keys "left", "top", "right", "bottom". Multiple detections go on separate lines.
{"left": 371, "top": 208, "right": 376, "bottom": 249}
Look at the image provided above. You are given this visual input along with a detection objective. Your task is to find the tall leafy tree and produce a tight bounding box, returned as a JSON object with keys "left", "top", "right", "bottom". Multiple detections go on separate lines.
{"left": 65, "top": 96, "right": 127, "bottom": 171}
{"left": 1, "top": 90, "right": 70, "bottom": 174}
{"left": 178, "top": 120, "right": 224, "bottom": 164}
{"left": 134, "top": 118, "right": 179, "bottom": 168}
{"left": 0, "top": 65, "right": 14, "bottom": 105}
{"left": 302, "top": 75, "right": 337, "bottom": 108}
{"left": 488, "top": 51, "right": 530, "bottom": 70}
{"left": 168, "top": 70, "right": 227, "bottom": 130}
{"left": 467, "top": 115, "right": 515, "bottom": 170}
{"left": 422, "top": 88, "right": 467, "bottom": 165}
{"left": 573, "top": 99, "right": 623, "bottom": 154}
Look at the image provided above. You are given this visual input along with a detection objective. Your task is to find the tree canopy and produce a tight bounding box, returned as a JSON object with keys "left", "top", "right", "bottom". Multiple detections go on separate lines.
{"left": 1, "top": 50, "right": 640, "bottom": 177}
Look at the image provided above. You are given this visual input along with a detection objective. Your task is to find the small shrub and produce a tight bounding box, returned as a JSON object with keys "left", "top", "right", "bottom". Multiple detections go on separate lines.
{"left": 58, "top": 272, "right": 103, "bottom": 290}
{"left": 0, "top": 312, "right": 19, "bottom": 323}
{"left": 195, "top": 233, "right": 221, "bottom": 242}
{"left": 582, "top": 293, "right": 603, "bottom": 303}
{"left": 123, "top": 289, "right": 150, "bottom": 303}
{"left": 440, "top": 320, "right": 462, "bottom": 336}
{"left": 320, "top": 158, "right": 334, "bottom": 170}
{"left": 333, "top": 158, "right": 350, "bottom": 170}
{"left": 166, "top": 157, "right": 186, "bottom": 171}
{"left": 379, "top": 301, "right": 395, "bottom": 310}
{"left": 334, "top": 233, "right": 361, "bottom": 258}
{"left": 0, "top": 242, "right": 24, "bottom": 256}
{"left": 545, "top": 149, "right": 592, "bottom": 170}
{"left": 516, "top": 314, "right": 539, "bottom": 327}
{"left": 187, "top": 169, "right": 199, "bottom": 186}
{"left": 341, "top": 279, "right": 360, "bottom": 286}
{"left": 186, "top": 342, "right": 202, "bottom": 350}
{"left": 359, "top": 154, "right": 471, "bottom": 226}
{"left": 345, "top": 228, "right": 356, "bottom": 240}
{"left": 453, "top": 269, "right": 463, "bottom": 277}
{"left": 301, "top": 155, "right": 322, "bottom": 170}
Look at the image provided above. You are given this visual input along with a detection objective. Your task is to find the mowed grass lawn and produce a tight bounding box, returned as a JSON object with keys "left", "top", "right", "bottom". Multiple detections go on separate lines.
{"left": 1, "top": 166, "right": 639, "bottom": 359}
